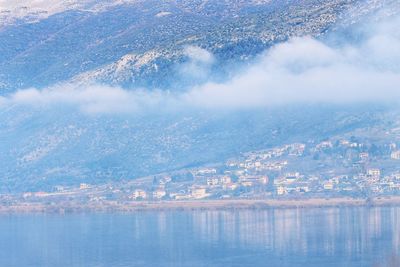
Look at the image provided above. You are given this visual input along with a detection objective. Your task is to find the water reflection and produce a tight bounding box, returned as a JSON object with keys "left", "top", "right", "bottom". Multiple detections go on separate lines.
{"left": 0, "top": 207, "right": 399, "bottom": 267}
{"left": 188, "top": 208, "right": 400, "bottom": 261}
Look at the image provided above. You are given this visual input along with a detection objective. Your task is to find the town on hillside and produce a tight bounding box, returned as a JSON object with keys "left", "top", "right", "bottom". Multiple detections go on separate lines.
{"left": 5, "top": 127, "right": 400, "bottom": 206}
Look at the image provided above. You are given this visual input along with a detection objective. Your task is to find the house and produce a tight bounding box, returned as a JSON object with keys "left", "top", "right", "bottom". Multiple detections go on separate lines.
{"left": 223, "top": 183, "right": 238, "bottom": 191}
{"left": 367, "top": 169, "right": 381, "bottom": 177}
{"left": 235, "top": 170, "right": 246, "bottom": 175}
{"left": 390, "top": 183, "right": 400, "bottom": 190}
{"left": 260, "top": 176, "right": 269, "bottom": 184}
{"left": 207, "top": 177, "right": 220, "bottom": 186}
{"left": 79, "top": 183, "right": 90, "bottom": 190}
{"left": 290, "top": 181, "right": 310, "bottom": 193}
{"left": 323, "top": 181, "right": 334, "bottom": 190}
{"left": 286, "top": 172, "right": 300, "bottom": 178}
{"left": 341, "top": 187, "right": 354, "bottom": 192}
{"left": 241, "top": 181, "right": 254, "bottom": 187}
{"left": 191, "top": 187, "right": 209, "bottom": 199}
{"left": 297, "top": 185, "right": 310, "bottom": 193}
{"left": 245, "top": 161, "right": 255, "bottom": 168}
{"left": 170, "top": 193, "right": 190, "bottom": 200}
{"left": 283, "top": 173, "right": 299, "bottom": 184}
{"left": 331, "top": 175, "right": 348, "bottom": 184}
{"left": 391, "top": 151, "right": 400, "bottom": 160}
{"left": 132, "top": 189, "right": 147, "bottom": 200}
{"left": 261, "top": 153, "right": 273, "bottom": 159}
{"left": 220, "top": 176, "right": 232, "bottom": 185}
{"left": 339, "top": 139, "right": 350, "bottom": 146}
{"left": 350, "top": 142, "right": 359, "bottom": 148}
{"left": 277, "top": 186, "right": 287, "bottom": 195}
{"left": 359, "top": 152, "right": 369, "bottom": 160}
{"left": 34, "top": 192, "right": 49, "bottom": 198}
{"left": 274, "top": 177, "right": 286, "bottom": 185}
{"left": 317, "top": 141, "right": 333, "bottom": 150}
{"left": 54, "top": 186, "right": 65, "bottom": 192}
{"left": 153, "top": 189, "right": 167, "bottom": 199}
{"left": 22, "top": 192, "right": 33, "bottom": 198}
{"left": 196, "top": 168, "right": 217, "bottom": 176}
{"left": 159, "top": 176, "right": 172, "bottom": 185}
{"left": 239, "top": 176, "right": 268, "bottom": 186}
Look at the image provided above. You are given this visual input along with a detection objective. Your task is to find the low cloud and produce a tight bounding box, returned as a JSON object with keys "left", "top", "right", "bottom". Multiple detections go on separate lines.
{"left": 3, "top": 85, "right": 170, "bottom": 114}
{"left": 182, "top": 16, "right": 400, "bottom": 108}
{"left": 184, "top": 46, "right": 215, "bottom": 65}
{"left": 184, "top": 35, "right": 400, "bottom": 108}
{"left": 177, "top": 46, "right": 216, "bottom": 81}
{"left": 1, "top": 16, "right": 400, "bottom": 114}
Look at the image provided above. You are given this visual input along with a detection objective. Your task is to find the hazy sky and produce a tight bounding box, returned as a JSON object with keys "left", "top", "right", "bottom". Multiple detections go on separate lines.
{"left": 0, "top": 0, "right": 137, "bottom": 18}
{"left": 0, "top": 0, "right": 77, "bottom": 12}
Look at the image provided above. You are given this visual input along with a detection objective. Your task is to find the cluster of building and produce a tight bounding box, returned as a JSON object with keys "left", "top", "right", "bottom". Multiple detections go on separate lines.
{"left": 14, "top": 136, "right": 400, "bottom": 203}
{"left": 125, "top": 138, "right": 400, "bottom": 201}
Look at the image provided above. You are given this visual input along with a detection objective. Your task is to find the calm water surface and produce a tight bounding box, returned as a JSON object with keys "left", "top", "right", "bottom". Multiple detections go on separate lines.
{"left": 0, "top": 207, "right": 399, "bottom": 267}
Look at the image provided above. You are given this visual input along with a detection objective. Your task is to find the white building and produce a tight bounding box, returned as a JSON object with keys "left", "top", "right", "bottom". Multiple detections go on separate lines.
{"left": 277, "top": 186, "right": 287, "bottom": 195}
{"left": 223, "top": 183, "right": 238, "bottom": 191}
{"left": 391, "top": 151, "right": 400, "bottom": 160}
{"left": 79, "top": 183, "right": 90, "bottom": 190}
{"left": 196, "top": 168, "right": 217, "bottom": 175}
{"left": 153, "top": 189, "right": 167, "bottom": 199}
{"left": 132, "top": 189, "right": 147, "bottom": 200}
{"left": 323, "top": 182, "right": 334, "bottom": 190}
{"left": 207, "top": 177, "right": 220, "bottom": 186}
{"left": 367, "top": 169, "right": 381, "bottom": 177}
{"left": 239, "top": 176, "right": 268, "bottom": 186}
{"left": 191, "top": 187, "right": 209, "bottom": 199}
{"left": 359, "top": 152, "right": 369, "bottom": 160}
{"left": 220, "top": 176, "right": 232, "bottom": 185}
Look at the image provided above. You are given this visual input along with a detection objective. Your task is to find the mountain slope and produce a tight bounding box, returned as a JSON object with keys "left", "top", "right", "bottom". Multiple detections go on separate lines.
{"left": 1, "top": 0, "right": 398, "bottom": 92}
{"left": 0, "top": 0, "right": 399, "bottom": 193}
{"left": 0, "top": 104, "right": 387, "bottom": 192}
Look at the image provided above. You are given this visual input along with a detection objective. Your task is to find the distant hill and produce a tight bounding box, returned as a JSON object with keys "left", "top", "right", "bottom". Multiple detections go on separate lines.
{"left": 0, "top": 0, "right": 399, "bottom": 193}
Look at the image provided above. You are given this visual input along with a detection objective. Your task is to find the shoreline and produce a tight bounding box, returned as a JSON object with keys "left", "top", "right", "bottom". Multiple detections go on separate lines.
{"left": 2, "top": 197, "right": 400, "bottom": 213}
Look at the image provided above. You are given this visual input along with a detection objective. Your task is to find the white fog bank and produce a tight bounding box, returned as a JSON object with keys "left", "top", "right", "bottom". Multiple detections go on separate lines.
{"left": 1, "top": 15, "right": 400, "bottom": 114}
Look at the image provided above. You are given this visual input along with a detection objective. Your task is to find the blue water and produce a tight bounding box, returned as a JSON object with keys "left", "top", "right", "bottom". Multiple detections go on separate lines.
{"left": 0, "top": 207, "right": 399, "bottom": 267}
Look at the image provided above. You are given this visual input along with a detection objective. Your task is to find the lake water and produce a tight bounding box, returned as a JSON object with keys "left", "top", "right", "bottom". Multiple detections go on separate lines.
{"left": 0, "top": 207, "right": 399, "bottom": 267}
